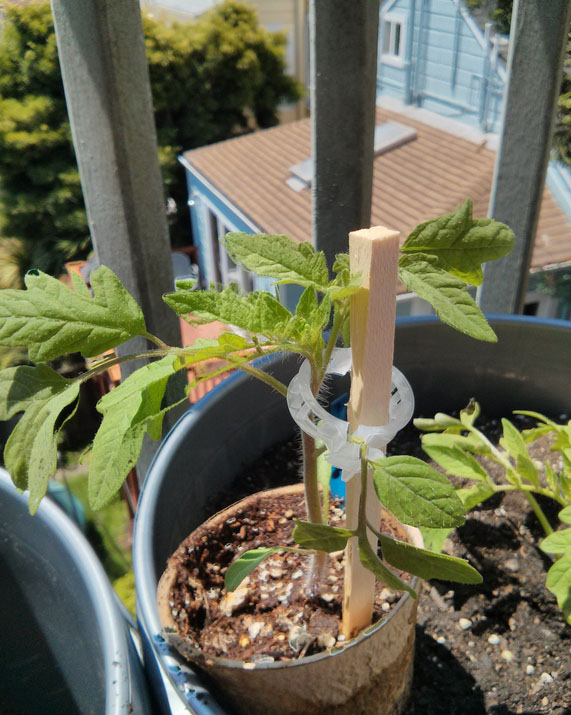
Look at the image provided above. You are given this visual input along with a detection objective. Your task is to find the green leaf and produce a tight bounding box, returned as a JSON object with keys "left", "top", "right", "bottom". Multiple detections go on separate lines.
{"left": 89, "top": 356, "right": 179, "bottom": 509}
{"left": 332, "top": 253, "right": 350, "bottom": 274}
{"left": 179, "top": 333, "right": 253, "bottom": 369}
{"left": 0, "top": 266, "right": 146, "bottom": 361}
{"left": 422, "top": 443, "right": 488, "bottom": 481}
{"left": 500, "top": 419, "right": 539, "bottom": 486}
{"left": 545, "top": 462, "right": 559, "bottom": 494}
{"left": 559, "top": 506, "right": 571, "bottom": 525}
{"left": 544, "top": 553, "right": 571, "bottom": 624}
{"left": 327, "top": 260, "right": 362, "bottom": 300}
{"left": 379, "top": 533, "right": 482, "bottom": 584}
{"left": 88, "top": 413, "right": 146, "bottom": 511}
{"left": 422, "top": 432, "right": 490, "bottom": 455}
{"left": 293, "top": 520, "right": 354, "bottom": 552}
{"left": 294, "top": 288, "right": 331, "bottom": 349}
{"left": 420, "top": 527, "right": 452, "bottom": 553}
{"left": 540, "top": 529, "right": 571, "bottom": 555}
{"left": 225, "top": 547, "right": 281, "bottom": 591}
{"left": 459, "top": 399, "right": 480, "bottom": 427}
{"left": 521, "top": 425, "right": 554, "bottom": 443}
{"left": 398, "top": 254, "right": 497, "bottom": 342}
{"left": 457, "top": 482, "right": 496, "bottom": 511}
{"left": 175, "top": 278, "right": 197, "bottom": 291}
{"left": 295, "top": 286, "right": 318, "bottom": 322}
{"left": 4, "top": 380, "right": 80, "bottom": 513}
{"left": 400, "top": 198, "right": 514, "bottom": 285}
{"left": 0, "top": 364, "right": 69, "bottom": 420}
{"left": 222, "top": 233, "right": 329, "bottom": 288}
{"left": 69, "top": 270, "right": 92, "bottom": 298}
{"left": 414, "top": 413, "right": 463, "bottom": 432}
{"left": 358, "top": 536, "right": 416, "bottom": 597}
{"left": 164, "top": 285, "right": 293, "bottom": 338}
{"left": 514, "top": 410, "right": 560, "bottom": 428}
{"left": 371, "top": 456, "right": 465, "bottom": 528}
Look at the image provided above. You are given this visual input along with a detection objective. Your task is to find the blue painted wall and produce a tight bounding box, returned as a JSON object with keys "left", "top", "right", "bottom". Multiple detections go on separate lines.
{"left": 182, "top": 0, "right": 569, "bottom": 301}
{"left": 378, "top": 0, "right": 505, "bottom": 132}
{"left": 183, "top": 165, "right": 275, "bottom": 293}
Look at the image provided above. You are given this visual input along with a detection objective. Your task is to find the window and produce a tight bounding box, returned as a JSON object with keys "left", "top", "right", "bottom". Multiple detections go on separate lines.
{"left": 203, "top": 206, "right": 253, "bottom": 292}
{"left": 381, "top": 14, "right": 406, "bottom": 67}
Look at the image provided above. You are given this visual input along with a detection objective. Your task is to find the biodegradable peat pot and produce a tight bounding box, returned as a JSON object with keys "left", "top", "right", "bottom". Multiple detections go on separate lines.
{"left": 0, "top": 469, "right": 152, "bottom": 715}
{"left": 156, "top": 483, "right": 421, "bottom": 715}
{"left": 133, "top": 316, "right": 570, "bottom": 714}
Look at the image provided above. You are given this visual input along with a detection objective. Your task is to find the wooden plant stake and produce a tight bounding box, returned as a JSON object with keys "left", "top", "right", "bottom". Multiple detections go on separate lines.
{"left": 342, "top": 225, "right": 400, "bottom": 638}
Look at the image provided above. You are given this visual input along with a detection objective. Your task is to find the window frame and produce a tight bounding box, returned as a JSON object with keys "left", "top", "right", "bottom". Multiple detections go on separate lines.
{"left": 200, "top": 199, "right": 253, "bottom": 293}
{"left": 380, "top": 12, "right": 407, "bottom": 68}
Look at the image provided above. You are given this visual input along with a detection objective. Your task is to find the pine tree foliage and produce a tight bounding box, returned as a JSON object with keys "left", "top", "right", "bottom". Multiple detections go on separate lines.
{"left": 0, "top": 2, "right": 302, "bottom": 275}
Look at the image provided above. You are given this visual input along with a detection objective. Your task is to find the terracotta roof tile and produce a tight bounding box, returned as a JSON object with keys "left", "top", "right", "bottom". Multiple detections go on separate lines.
{"left": 184, "top": 107, "right": 570, "bottom": 272}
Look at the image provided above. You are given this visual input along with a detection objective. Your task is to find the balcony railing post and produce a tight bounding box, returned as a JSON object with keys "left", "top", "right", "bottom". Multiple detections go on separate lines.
{"left": 479, "top": 0, "right": 571, "bottom": 314}
{"left": 310, "top": 0, "right": 380, "bottom": 267}
{"left": 50, "top": 0, "right": 185, "bottom": 479}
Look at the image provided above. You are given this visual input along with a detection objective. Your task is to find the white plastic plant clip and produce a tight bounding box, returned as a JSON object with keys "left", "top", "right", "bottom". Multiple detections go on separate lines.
{"left": 286, "top": 347, "right": 414, "bottom": 479}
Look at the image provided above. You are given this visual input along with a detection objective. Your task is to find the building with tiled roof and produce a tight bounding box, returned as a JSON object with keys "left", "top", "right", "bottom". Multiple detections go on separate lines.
{"left": 180, "top": 102, "right": 571, "bottom": 318}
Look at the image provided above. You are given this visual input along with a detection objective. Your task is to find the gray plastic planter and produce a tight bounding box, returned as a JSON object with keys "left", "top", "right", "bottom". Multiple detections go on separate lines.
{"left": 0, "top": 469, "right": 152, "bottom": 715}
{"left": 133, "top": 315, "right": 570, "bottom": 714}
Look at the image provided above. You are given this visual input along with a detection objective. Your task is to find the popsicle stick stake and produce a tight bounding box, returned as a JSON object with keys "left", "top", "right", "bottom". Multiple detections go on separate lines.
{"left": 342, "top": 225, "right": 400, "bottom": 638}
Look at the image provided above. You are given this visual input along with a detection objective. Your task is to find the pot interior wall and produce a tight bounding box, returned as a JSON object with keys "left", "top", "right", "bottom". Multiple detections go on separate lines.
{"left": 0, "top": 484, "right": 102, "bottom": 713}
{"left": 394, "top": 316, "right": 570, "bottom": 417}
{"left": 0, "top": 470, "right": 151, "bottom": 714}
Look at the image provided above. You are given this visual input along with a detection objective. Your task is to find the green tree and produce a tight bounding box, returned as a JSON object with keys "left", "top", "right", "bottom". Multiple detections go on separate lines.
{"left": 553, "top": 31, "right": 571, "bottom": 165}
{"left": 467, "top": 0, "right": 512, "bottom": 35}
{"left": 144, "top": 2, "right": 302, "bottom": 245}
{"left": 0, "top": 3, "right": 88, "bottom": 274}
{"left": 0, "top": 2, "right": 302, "bottom": 275}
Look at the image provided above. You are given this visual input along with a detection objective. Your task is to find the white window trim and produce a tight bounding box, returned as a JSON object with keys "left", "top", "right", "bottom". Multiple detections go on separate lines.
{"left": 380, "top": 12, "right": 407, "bottom": 68}
{"left": 199, "top": 196, "right": 253, "bottom": 293}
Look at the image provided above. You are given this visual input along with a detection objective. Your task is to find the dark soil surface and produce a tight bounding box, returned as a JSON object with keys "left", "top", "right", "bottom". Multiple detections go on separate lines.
{"left": 167, "top": 489, "right": 411, "bottom": 662}
{"left": 392, "top": 417, "right": 570, "bottom": 715}
{"left": 167, "top": 413, "right": 570, "bottom": 714}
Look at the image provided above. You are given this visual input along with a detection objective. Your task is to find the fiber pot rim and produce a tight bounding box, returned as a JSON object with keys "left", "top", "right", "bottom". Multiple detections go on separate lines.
{"left": 156, "top": 483, "right": 421, "bottom": 672}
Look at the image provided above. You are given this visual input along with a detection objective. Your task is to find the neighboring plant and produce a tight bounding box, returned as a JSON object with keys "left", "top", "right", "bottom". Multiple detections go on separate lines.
{"left": 467, "top": 0, "right": 512, "bottom": 35}
{"left": 0, "top": 199, "right": 512, "bottom": 611}
{"left": 415, "top": 403, "right": 571, "bottom": 624}
{"left": 553, "top": 29, "right": 571, "bottom": 166}
{"left": 0, "top": 1, "right": 301, "bottom": 272}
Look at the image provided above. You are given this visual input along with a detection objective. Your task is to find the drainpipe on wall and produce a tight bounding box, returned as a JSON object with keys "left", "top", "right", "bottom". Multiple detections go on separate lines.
{"left": 404, "top": 0, "right": 416, "bottom": 105}
{"left": 451, "top": 4, "right": 462, "bottom": 92}
{"left": 479, "top": 23, "right": 492, "bottom": 130}
{"left": 414, "top": 0, "right": 427, "bottom": 106}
